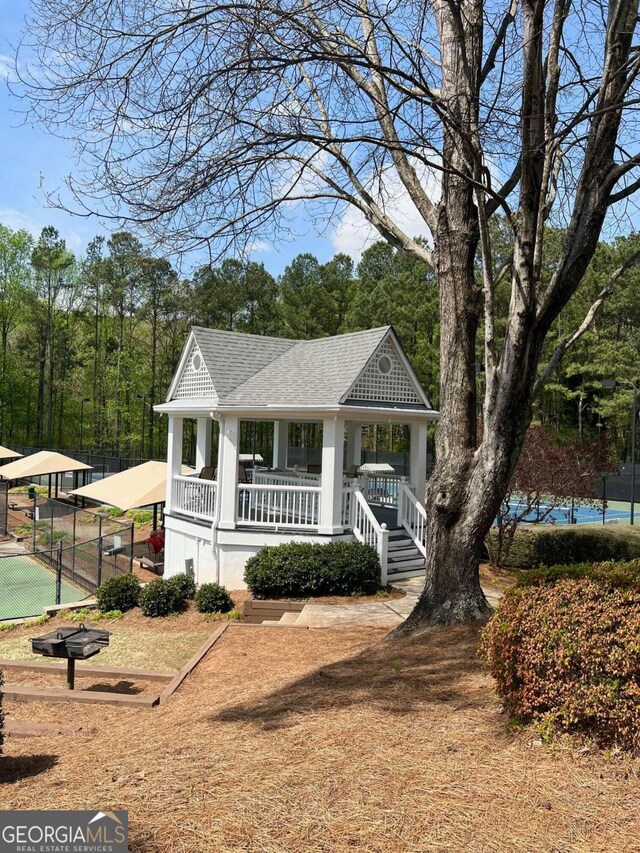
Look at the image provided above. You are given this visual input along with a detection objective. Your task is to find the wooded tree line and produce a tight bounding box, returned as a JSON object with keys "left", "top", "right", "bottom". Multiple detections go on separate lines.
{"left": 1, "top": 219, "right": 640, "bottom": 460}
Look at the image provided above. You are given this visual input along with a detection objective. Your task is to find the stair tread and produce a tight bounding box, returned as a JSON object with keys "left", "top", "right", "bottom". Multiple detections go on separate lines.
{"left": 278, "top": 611, "right": 301, "bottom": 625}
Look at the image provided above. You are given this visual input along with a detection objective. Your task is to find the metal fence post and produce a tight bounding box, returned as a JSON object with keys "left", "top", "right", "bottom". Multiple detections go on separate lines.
{"left": 56, "top": 541, "right": 62, "bottom": 605}
{"left": 97, "top": 514, "right": 103, "bottom": 587}
{"left": 32, "top": 492, "right": 37, "bottom": 553}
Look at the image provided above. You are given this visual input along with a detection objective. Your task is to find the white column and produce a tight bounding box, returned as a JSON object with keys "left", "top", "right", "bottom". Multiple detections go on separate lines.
{"left": 345, "top": 422, "right": 362, "bottom": 469}
{"left": 319, "top": 417, "right": 346, "bottom": 533}
{"left": 272, "top": 420, "right": 289, "bottom": 469}
{"left": 195, "top": 417, "right": 212, "bottom": 471}
{"left": 218, "top": 415, "right": 240, "bottom": 529}
{"left": 165, "top": 416, "right": 184, "bottom": 512}
{"left": 409, "top": 421, "right": 428, "bottom": 504}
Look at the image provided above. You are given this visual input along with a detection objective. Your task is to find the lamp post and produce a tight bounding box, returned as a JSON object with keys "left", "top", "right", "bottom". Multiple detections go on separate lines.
{"left": 602, "top": 379, "right": 638, "bottom": 525}
{"left": 137, "top": 394, "right": 147, "bottom": 459}
{"left": 79, "top": 398, "right": 90, "bottom": 450}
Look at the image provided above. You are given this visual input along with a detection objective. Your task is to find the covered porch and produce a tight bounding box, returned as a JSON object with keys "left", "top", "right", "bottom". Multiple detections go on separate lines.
{"left": 163, "top": 408, "right": 434, "bottom": 583}
{"left": 167, "top": 413, "right": 430, "bottom": 522}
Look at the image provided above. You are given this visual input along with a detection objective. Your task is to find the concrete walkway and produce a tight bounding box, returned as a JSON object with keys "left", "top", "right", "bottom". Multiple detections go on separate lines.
{"left": 268, "top": 578, "right": 503, "bottom": 628}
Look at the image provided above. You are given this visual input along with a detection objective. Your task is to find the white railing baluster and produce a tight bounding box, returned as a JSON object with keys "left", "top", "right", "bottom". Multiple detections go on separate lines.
{"left": 172, "top": 475, "right": 217, "bottom": 522}
{"left": 236, "top": 484, "right": 321, "bottom": 529}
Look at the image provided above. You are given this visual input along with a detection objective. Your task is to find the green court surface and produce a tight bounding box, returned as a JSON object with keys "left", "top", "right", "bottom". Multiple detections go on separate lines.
{"left": 0, "top": 553, "right": 86, "bottom": 621}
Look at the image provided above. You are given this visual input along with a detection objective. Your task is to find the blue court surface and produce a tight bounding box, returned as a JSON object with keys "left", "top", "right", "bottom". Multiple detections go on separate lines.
{"left": 505, "top": 500, "right": 631, "bottom": 525}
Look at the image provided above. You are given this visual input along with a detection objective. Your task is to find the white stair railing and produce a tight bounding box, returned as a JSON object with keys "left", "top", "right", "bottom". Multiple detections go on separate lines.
{"left": 398, "top": 483, "right": 427, "bottom": 557}
{"left": 350, "top": 488, "right": 389, "bottom": 585}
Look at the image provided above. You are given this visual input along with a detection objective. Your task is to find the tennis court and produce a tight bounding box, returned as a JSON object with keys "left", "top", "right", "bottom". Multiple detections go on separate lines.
{"left": 506, "top": 499, "right": 631, "bottom": 525}
{"left": 0, "top": 553, "right": 87, "bottom": 621}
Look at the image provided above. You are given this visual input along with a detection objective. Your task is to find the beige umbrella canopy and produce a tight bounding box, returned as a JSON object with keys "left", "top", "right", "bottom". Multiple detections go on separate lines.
{"left": 70, "top": 461, "right": 193, "bottom": 511}
{"left": 0, "top": 445, "right": 22, "bottom": 461}
{"left": 0, "top": 450, "right": 92, "bottom": 479}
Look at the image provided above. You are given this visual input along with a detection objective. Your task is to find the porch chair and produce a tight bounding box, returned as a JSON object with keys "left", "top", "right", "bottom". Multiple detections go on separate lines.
{"left": 307, "top": 463, "right": 322, "bottom": 475}
{"left": 141, "top": 529, "right": 165, "bottom": 575}
{"left": 199, "top": 466, "right": 216, "bottom": 480}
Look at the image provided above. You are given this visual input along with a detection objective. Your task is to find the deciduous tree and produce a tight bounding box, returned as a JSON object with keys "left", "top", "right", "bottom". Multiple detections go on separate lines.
{"left": 17, "top": 0, "right": 640, "bottom": 629}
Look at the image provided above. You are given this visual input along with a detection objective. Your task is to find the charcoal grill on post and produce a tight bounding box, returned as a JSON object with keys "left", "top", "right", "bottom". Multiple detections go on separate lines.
{"left": 31, "top": 624, "right": 111, "bottom": 689}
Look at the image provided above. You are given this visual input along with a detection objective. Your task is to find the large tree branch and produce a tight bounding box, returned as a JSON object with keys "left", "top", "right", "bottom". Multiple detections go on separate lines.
{"left": 533, "top": 246, "right": 640, "bottom": 397}
{"left": 481, "top": 0, "right": 518, "bottom": 83}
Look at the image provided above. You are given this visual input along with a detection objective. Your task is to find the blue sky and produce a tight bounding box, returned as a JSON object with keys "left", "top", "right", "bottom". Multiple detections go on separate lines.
{"left": 0, "top": 1, "right": 379, "bottom": 275}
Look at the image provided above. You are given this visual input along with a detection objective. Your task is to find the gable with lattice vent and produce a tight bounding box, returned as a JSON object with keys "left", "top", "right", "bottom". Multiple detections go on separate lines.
{"left": 172, "top": 341, "right": 217, "bottom": 401}
{"left": 345, "top": 339, "right": 424, "bottom": 406}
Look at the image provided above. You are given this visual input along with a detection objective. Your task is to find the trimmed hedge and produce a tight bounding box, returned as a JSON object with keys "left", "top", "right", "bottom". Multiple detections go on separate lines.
{"left": 481, "top": 560, "right": 640, "bottom": 750}
{"left": 166, "top": 573, "right": 197, "bottom": 601}
{"left": 96, "top": 573, "right": 141, "bottom": 613}
{"left": 195, "top": 583, "right": 234, "bottom": 614}
{"left": 487, "top": 525, "right": 640, "bottom": 569}
{"left": 244, "top": 541, "right": 380, "bottom": 599}
{"left": 139, "top": 578, "right": 187, "bottom": 617}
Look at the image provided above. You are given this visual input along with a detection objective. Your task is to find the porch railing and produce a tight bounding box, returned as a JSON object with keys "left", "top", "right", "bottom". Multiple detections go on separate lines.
{"left": 398, "top": 482, "right": 427, "bottom": 557}
{"left": 252, "top": 468, "right": 322, "bottom": 487}
{"left": 359, "top": 473, "right": 408, "bottom": 508}
{"left": 173, "top": 475, "right": 217, "bottom": 522}
{"left": 237, "top": 483, "right": 321, "bottom": 528}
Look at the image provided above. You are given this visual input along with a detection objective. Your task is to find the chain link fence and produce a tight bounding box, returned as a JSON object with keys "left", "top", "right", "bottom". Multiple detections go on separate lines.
{"left": 1, "top": 494, "right": 134, "bottom": 621}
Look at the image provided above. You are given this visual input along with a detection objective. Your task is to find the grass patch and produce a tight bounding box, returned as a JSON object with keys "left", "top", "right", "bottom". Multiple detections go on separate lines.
{"left": 0, "top": 626, "right": 210, "bottom": 671}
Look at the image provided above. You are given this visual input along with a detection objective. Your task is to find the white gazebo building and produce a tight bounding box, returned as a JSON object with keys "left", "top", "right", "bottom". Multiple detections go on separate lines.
{"left": 156, "top": 326, "right": 438, "bottom": 588}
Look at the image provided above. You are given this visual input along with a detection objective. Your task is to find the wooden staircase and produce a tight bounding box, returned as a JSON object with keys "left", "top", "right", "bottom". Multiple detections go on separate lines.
{"left": 386, "top": 528, "right": 426, "bottom": 580}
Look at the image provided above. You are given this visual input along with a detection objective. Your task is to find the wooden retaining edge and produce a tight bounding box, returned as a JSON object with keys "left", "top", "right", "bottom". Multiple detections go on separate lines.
{"left": 1, "top": 684, "right": 159, "bottom": 708}
{"left": 235, "top": 622, "right": 309, "bottom": 630}
{"left": 243, "top": 599, "right": 308, "bottom": 624}
{"left": 0, "top": 659, "right": 175, "bottom": 682}
{"left": 156, "top": 622, "right": 229, "bottom": 706}
{"left": 6, "top": 720, "right": 84, "bottom": 737}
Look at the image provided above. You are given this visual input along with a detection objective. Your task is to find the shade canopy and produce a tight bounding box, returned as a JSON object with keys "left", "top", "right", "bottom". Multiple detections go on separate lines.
{"left": 70, "top": 460, "right": 193, "bottom": 511}
{"left": 0, "top": 445, "right": 22, "bottom": 461}
{"left": 0, "top": 450, "right": 92, "bottom": 480}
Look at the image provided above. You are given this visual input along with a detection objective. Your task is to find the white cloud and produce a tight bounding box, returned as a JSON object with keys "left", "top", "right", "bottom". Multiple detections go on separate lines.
{"left": 0, "top": 54, "right": 17, "bottom": 84}
{"left": 246, "top": 239, "right": 272, "bottom": 254}
{"left": 0, "top": 208, "right": 43, "bottom": 235}
{"left": 331, "top": 162, "right": 440, "bottom": 259}
{"left": 0, "top": 207, "right": 87, "bottom": 254}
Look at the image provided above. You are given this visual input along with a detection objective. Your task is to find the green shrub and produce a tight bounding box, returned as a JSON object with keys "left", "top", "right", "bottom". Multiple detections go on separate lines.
{"left": 166, "top": 573, "right": 197, "bottom": 600}
{"left": 139, "top": 578, "right": 186, "bottom": 617}
{"left": 481, "top": 561, "right": 640, "bottom": 750}
{"left": 90, "top": 609, "right": 122, "bottom": 621}
{"left": 127, "top": 509, "right": 153, "bottom": 525}
{"left": 194, "top": 583, "right": 234, "bottom": 614}
{"left": 486, "top": 525, "right": 640, "bottom": 569}
{"left": 99, "top": 505, "right": 124, "bottom": 518}
{"left": 516, "top": 559, "right": 640, "bottom": 590}
{"left": 96, "top": 573, "right": 141, "bottom": 612}
{"left": 244, "top": 541, "right": 380, "bottom": 599}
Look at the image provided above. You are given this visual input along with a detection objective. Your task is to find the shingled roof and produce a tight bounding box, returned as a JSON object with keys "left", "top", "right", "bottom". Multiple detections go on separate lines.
{"left": 164, "top": 325, "right": 434, "bottom": 412}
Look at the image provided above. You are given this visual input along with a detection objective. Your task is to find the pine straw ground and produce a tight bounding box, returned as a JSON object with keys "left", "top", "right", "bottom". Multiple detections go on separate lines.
{"left": 1, "top": 623, "right": 639, "bottom": 853}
